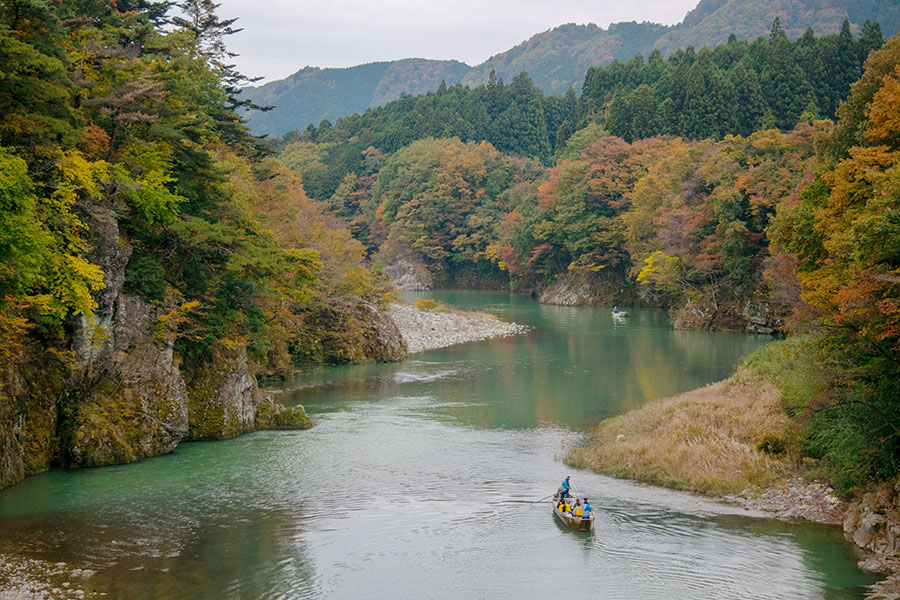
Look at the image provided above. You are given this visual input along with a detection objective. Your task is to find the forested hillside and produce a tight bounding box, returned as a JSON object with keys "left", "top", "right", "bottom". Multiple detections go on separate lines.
{"left": 654, "top": 0, "right": 900, "bottom": 55}
{"left": 240, "top": 59, "right": 472, "bottom": 137}
{"left": 275, "top": 23, "right": 876, "bottom": 206}
{"left": 464, "top": 1, "right": 900, "bottom": 95}
{"left": 584, "top": 18, "right": 884, "bottom": 139}
{"left": 458, "top": 21, "right": 673, "bottom": 94}
{"left": 0, "top": 0, "right": 403, "bottom": 488}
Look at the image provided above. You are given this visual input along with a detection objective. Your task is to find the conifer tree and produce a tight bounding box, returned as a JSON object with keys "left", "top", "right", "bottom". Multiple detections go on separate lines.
{"left": 760, "top": 19, "right": 814, "bottom": 129}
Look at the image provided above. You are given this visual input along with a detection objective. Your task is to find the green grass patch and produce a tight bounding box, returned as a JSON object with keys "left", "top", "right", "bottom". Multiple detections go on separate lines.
{"left": 739, "top": 337, "right": 823, "bottom": 414}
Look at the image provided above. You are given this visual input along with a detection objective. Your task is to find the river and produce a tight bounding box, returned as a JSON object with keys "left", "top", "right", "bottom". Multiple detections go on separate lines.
{"left": 0, "top": 291, "right": 879, "bottom": 599}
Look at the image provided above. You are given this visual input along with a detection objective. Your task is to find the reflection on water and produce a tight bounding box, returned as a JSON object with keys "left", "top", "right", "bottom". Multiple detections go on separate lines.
{"left": 0, "top": 292, "right": 879, "bottom": 599}
{"left": 286, "top": 291, "right": 768, "bottom": 428}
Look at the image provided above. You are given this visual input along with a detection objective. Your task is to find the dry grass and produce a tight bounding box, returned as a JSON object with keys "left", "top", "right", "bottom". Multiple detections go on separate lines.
{"left": 409, "top": 299, "right": 500, "bottom": 321}
{"left": 566, "top": 371, "right": 801, "bottom": 496}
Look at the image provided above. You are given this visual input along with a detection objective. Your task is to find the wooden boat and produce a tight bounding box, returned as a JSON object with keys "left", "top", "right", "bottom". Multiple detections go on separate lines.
{"left": 612, "top": 310, "right": 628, "bottom": 318}
{"left": 552, "top": 498, "right": 594, "bottom": 531}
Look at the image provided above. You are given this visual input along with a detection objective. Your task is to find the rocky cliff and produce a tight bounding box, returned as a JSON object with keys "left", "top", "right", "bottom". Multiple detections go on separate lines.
{"left": 62, "top": 206, "right": 189, "bottom": 466}
{"left": 0, "top": 207, "right": 320, "bottom": 489}
{"left": 538, "top": 273, "right": 636, "bottom": 308}
{"left": 382, "top": 258, "right": 434, "bottom": 291}
{"left": 66, "top": 294, "right": 189, "bottom": 467}
{"left": 185, "top": 345, "right": 311, "bottom": 440}
{"left": 844, "top": 482, "right": 900, "bottom": 598}
{"left": 0, "top": 360, "right": 62, "bottom": 488}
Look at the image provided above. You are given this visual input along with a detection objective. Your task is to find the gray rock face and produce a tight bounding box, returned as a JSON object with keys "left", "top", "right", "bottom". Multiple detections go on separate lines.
{"left": 0, "top": 369, "right": 25, "bottom": 488}
{"left": 741, "top": 301, "right": 783, "bottom": 335}
{"left": 63, "top": 203, "right": 188, "bottom": 467}
{"left": 539, "top": 279, "right": 594, "bottom": 306}
{"left": 383, "top": 258, "right": 433, "bottom": 291}
{"left": 844, "top": 482, "right": 900, "bottom": 583}
{"left": 67, "top": 294, "right": 189, "bottom": 467}
{"left": 0, "top": 362, "right": 58, "bottom": 488}
{"left": 359, "top": 302, "right": 407, "bottom": 362}
{"left": 186, "top": 346, "right": 259, "bottom": 441}
{"left": 303, "top": 300, "right": 407, "bottom": 364}
{"left": 82, "top": 205, "right": 132, "bottom": 316}
{"left": 854, "top": 513, "right": 888, "bottom": 549}
{"left": 538, "top": 274, "right": 631, "bottom": 307}
{"left": 185, "top": 344, "right": 315, "bottom": 439}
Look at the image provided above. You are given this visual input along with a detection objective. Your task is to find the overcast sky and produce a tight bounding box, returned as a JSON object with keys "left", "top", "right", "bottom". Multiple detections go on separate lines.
{"left": 217, "top": 0, "right": 700, "bottom": 83}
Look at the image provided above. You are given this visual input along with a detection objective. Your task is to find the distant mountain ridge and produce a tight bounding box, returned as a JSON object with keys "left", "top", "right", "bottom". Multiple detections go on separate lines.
{"left": 242, "top": 0, "right": 900, "bottom": 137}
{"left": 652, "top": 0, "right": 900, "bottom": 55}
{"left": 458, "top": 21, "right": 673, "bottom": 94}
{"left": 242, "top": 59, "right": 471, "bottom": 137}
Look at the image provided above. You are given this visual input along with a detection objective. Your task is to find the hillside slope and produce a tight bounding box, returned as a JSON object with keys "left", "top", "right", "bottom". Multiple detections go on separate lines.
{"left": 653, "top": 0, "right": 900, "bottom": 53}
{"left": 241, "top": 59, "right": 471, "bottom": 137}
{"left": 458, "top": 21, "right": 672, "bottom": 94}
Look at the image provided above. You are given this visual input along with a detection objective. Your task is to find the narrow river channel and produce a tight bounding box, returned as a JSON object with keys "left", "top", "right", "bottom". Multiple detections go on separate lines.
{"left": 0, "top": 291, "right": 879, "bottom": 599}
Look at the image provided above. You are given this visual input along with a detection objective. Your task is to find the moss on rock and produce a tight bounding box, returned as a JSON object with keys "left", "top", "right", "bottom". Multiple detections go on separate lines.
{"left": 186, "top": 346, "right": 259, "bottom": 441}
{"left": 254, "top": 396, "right": 312, "bottom": 430}
{"left": 0, "top": 356, "right": 68, "bottom": 488}
{"left": 65, "top": 295, "right": 189, "bottom": 467}
{"left": 291, "top": 301, "right": 406, "bottom": 365}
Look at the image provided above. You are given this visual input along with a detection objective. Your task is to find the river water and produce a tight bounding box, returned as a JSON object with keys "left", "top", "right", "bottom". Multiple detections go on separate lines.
{"left": 0, "top": 291, "right": 879, "bottom": 599}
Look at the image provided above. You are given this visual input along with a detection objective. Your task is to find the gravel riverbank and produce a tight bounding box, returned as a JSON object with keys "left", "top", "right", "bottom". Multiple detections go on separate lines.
{"left": 387, "top": 303, "right": 527, "bottom": 354}
{"left": 721, "top": 478, "right": 846, "bottom": 525}
{"left": 0, "top": 556, "right": 94, "bottom": 600}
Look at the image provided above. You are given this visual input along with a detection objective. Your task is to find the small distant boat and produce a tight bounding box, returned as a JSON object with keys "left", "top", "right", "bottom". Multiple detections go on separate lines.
{"left": 552, "top": 497, "right": 594, "bottom": 531}
{"left": 612, "top": 310, "right": 628, "bottom": 318}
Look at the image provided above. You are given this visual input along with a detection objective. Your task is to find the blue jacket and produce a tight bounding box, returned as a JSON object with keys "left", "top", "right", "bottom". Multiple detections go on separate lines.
{"left": 561, "top": 479, "right": 570, "bottom": 492}
{"left": 582, "top": 502, "right": 592, "bottom": 516}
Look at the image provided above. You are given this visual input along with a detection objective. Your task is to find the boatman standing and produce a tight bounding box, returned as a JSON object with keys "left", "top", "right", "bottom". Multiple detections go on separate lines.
{"left": 560, "top": 475, "right": 571, "bottom": 499}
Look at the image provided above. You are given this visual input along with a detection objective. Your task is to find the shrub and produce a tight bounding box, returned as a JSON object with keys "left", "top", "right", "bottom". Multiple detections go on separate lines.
{"left": 756, "top": 434, "right": 786, "bottom": 455}
{"left": 414, "top": 298, "right": 437, "bottom": 311}
{"left": 124, "top": 256, "right": 167, "bottom": 302}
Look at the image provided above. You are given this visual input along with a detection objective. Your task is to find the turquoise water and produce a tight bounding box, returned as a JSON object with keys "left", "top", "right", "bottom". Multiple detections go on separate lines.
{"left": 0, "top": 292, "right": 879, "bottom": 598}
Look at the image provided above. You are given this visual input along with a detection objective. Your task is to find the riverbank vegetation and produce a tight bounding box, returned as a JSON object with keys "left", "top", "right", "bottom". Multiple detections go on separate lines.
{"left": 566, "top": 338, "right": 819, "bottom": 496}
{"left": 566, "top": 363, "right": 793, "bottom": 496}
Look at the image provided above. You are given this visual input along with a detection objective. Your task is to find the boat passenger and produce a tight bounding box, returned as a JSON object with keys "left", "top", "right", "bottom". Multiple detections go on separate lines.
{"left": 560, "top": 476, "right": 571, "bottom": 499}
{"left": 573, "top": 500, "right": 583, "bottom": 517}
{"left": 613, "top": 306, "right": 618, "bottom": 314}
{"left": 582, "top": 498, "right": 592, "bottom": 518}
{"left": 563, "top": 500, "right": 572, "bottom": 513}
